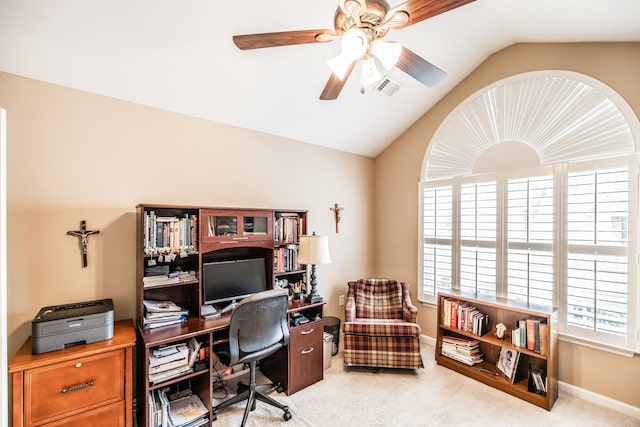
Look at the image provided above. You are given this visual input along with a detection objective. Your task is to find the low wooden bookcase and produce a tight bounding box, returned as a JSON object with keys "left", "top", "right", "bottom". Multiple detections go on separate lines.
{"left": 435, "top": 291, "right": 558, "bottom": 410}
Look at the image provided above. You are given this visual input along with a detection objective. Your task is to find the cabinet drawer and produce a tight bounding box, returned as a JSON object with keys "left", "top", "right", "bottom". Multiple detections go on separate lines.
{"left": 290, "top": 321, "right": 322, "bottom": 351}
{"left": 26, "top": 350, "right": 124, "bottom": 423}
{"left": 43, "top": 401, "right": 125, "bottom": 427}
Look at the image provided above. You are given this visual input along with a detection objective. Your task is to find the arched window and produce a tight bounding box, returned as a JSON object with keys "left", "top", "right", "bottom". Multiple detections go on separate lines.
{"left": 419, "top": 71, "right": 639, "bottom": 354}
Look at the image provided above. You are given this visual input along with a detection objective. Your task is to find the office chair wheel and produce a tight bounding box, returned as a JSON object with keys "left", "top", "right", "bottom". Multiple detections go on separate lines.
{"left": 211, "top": 413, "right": 217, "bottom": 422}
{"left": 277, "top": 383, "right": 285, "bottom": 393}
{"left": 283, "top": 410, "right": 292, "bottom": 421}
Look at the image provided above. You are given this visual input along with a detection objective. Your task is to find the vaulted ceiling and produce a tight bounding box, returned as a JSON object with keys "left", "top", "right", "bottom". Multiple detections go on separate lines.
{"left": 1, "top": 0, "right": 639, "bottom": 157}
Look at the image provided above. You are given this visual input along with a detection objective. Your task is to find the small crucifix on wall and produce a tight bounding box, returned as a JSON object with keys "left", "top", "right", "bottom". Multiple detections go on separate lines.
{"left": 330, "top": 203, "right": 343, "bottom": 233}
{"left": 67, "top": 220, "right": 100, "bottom": 268}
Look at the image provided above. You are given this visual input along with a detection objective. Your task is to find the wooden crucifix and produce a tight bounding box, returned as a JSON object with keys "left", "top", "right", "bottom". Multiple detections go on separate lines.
{"left": 330, "top": 203, "right": 343, "bottom": 233}
{"left": 67, "top": 220, "right": 100, "bottom": 267}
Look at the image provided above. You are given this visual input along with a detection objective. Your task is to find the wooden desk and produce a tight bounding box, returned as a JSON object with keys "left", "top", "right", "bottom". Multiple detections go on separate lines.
{"left": 137, "top": 300, "right": 324, "bottom": 426}
{"left": 9, "top": 319, "right": 136, "bottom": 427}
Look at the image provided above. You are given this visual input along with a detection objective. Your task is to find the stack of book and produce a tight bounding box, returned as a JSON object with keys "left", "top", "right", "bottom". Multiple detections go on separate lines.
{"left": 149, "top": 343, "right": 192, "bottom": 385}
{"left": 148, "top": 338, "right": 202, "bottom": 385}
{"left": 143, "top": 271, "right": 197, "bottom": 288}
{"left": 441, "top": 335, "right": 483, "bottom": 366}
{"left": 143, "top": 300, "right": 189, "bottom": 329}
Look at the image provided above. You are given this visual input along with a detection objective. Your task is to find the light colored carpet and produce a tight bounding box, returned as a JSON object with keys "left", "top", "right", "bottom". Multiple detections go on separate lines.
{"left": 211, "top": 342, "right": 638, "bottom": 426}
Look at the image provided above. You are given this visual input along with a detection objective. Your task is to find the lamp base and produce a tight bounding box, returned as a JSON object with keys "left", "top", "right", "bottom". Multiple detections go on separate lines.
{"left": 305, "top": 294, "right": 323, "bottom": 304}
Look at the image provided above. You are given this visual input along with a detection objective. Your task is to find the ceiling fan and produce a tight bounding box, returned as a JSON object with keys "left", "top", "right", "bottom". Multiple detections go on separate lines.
{"left": 232, "top": 0, "right": 476, "bottom": 100}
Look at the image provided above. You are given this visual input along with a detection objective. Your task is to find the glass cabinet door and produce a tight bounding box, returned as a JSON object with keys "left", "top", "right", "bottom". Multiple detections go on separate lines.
{"left": 201, "top": 210, "right": 273, "bottom": 246}
{"left": 208, "top": 215, "right": 238, "bottom": 237}
{"left": 243, "top": 215, "right": 269, "bottom": 236}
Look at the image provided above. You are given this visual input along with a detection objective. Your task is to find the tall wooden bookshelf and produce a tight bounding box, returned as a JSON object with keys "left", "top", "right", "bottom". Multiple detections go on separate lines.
{"left": 435, "top": 290, "right": 558, "bottom": 410}
{"left": 136, "top": 204, "right": 315, "bottom": 427}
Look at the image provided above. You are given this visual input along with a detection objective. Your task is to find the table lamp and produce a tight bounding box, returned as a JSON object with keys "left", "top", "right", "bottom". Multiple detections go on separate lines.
{"left": 297, "top": 232, "right": 331, "bottom": 303}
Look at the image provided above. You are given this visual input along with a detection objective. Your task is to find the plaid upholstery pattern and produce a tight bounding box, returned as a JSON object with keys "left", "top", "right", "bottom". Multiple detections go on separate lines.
{"left": 343, "top": 279, "right": 423, "bottom": 369}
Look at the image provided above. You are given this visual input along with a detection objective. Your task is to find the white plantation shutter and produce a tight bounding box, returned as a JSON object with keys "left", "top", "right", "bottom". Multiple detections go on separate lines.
{"left": 460, "top": 180, "right": 497, "bottom": 296}
{"left": 506, "top": 172, "right": 554, "bottom": 306}
{"left": 565, "top": 162, "right": 637, "bottom": 348}
{"left": 420, "top": 183, "right": 454, "bottom": 299}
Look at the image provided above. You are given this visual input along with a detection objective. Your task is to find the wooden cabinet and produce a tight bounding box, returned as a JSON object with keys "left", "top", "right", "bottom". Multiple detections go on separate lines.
{"left": 200, "top": 209, "right": 273, "bottom": 252}
{"left": 9, "top": 319, "right": 136, "bottom": 427}
{"left": 435, "top": 291, "right": 558, "bottom": 410}
{"left": 136, "top": 204, "right": 318, "bottom": 427}
{"left": 260, "top": 301, "right": 325, "bottom": 395}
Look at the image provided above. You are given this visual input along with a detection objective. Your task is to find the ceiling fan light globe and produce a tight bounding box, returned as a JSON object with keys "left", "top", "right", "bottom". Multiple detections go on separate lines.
{"left": 327, "top": 52, "right": 355, "bottom": 80}
{"left": 341, "top": 28, "right": 367, "bottom": 59}
{"left": 371, "top": 40, "right": 402, "bottom": 69}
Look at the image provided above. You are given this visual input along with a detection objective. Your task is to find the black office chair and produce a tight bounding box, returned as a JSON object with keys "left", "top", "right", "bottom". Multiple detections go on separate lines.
{"left": 213, "top": 288, "right": 292, "bottom": 425}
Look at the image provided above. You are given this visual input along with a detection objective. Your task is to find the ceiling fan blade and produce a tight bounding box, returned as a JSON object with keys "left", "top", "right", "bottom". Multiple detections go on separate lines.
{"left": 396, "top": 0, "right": 476, "bottom": 28}
{"left": 233, "top": 29, "right": 335, "bottom": 50}
{"left": 395, "top": 46, "right": 446, "bottom": 87}
{"left": 319, "top": 61, "right": 357, "bottom": 100}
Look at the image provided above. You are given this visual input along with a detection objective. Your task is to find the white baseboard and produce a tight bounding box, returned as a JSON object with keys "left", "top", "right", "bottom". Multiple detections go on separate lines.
{"left": 421, "top": 334, "right": 640, "bottom": 420}
{"left": 559, "top": 380, "right": 640, "bottom": 420}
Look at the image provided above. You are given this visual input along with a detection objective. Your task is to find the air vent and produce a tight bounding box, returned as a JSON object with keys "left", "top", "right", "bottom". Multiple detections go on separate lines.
{"left": 375, "top": 75, "right": 402, "bottom": 96}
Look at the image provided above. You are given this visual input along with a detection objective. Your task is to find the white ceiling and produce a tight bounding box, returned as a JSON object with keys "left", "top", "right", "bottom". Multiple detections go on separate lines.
{"left": 1, "top": 0, "right": 639, "bottom": 158}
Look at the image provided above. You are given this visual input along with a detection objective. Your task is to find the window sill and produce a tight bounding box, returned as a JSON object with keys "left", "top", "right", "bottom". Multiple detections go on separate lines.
{"left": 559, "top": 333, "right": 637, "bottom": 358}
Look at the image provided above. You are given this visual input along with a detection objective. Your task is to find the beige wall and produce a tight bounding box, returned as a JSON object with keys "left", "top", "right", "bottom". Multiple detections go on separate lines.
{"left": 0, "top": 72, "right": 375, "bottom": 362}
{"left": 375, "top": 43, "right": 640, "bottom": 408}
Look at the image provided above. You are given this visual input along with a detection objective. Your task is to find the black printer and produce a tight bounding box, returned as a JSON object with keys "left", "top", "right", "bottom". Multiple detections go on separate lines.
{"left": 31, "top": 298, "right": 114, "bottom": 354}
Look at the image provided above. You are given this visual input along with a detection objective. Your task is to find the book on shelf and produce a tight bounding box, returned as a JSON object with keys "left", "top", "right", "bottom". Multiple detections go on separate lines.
{"left": 275, "top": 213, "right": 302, "bottom": 244}
{"left": 496, "top": 346, "right": 520, "bottom": 383}
{"left": 144, "top": 211, "right": 197, "bottom": 256}
{"left": 518, "top": 319, "right": 527, "bottom": 348}
{"left": 513, "top": 317, "right": 548, "bottom": 354}
{"left": 442, "top": 298, "right": 488, "bottom": 336}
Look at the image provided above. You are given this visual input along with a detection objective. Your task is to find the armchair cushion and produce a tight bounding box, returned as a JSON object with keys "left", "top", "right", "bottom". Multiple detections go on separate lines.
{"left": 343, "top": 318, "right": 421, "bottom": 337}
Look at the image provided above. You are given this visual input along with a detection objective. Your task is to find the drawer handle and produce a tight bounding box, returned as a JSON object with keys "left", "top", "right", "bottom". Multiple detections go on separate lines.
{"left": 300, "top": 328, "right": 314, "bottom": 335}
{"left": 61, "top": 381, "right": 94, "bottom": 394}
{"left": 301, "top": 347, "right": 314, "bottom": 355}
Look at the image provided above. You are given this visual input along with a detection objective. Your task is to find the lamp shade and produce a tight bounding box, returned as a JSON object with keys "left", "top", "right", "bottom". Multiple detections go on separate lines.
{"left": 298, "top": 234, "right": 331, "bottom": 265}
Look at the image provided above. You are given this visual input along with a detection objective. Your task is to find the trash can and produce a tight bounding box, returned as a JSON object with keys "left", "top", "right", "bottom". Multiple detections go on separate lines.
{"left": 324, "top": 316, "right": 341, "bottom": 356}
{"left": 323, "top": 332, "right": 333, "bottom": 370}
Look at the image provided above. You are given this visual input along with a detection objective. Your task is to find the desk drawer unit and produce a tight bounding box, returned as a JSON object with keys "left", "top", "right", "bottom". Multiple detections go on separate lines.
{"left": 26, "top": 351, "right": 123, "bottom": 423}
{"left": 9, "top": 319, "right": 135, "bottom": 427}
{"left": 288, "top": 320, "right": 323, "bottom": 394}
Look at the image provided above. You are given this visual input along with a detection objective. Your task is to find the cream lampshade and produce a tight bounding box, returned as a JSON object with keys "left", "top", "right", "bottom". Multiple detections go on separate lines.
{"left": 297, "top": 232, "right": 331, "bottom": 303}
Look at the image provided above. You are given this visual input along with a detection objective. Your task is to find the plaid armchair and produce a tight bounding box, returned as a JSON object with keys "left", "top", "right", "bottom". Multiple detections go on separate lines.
{"left": 343, "top": 278, "right": 423, "bottom": 369}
